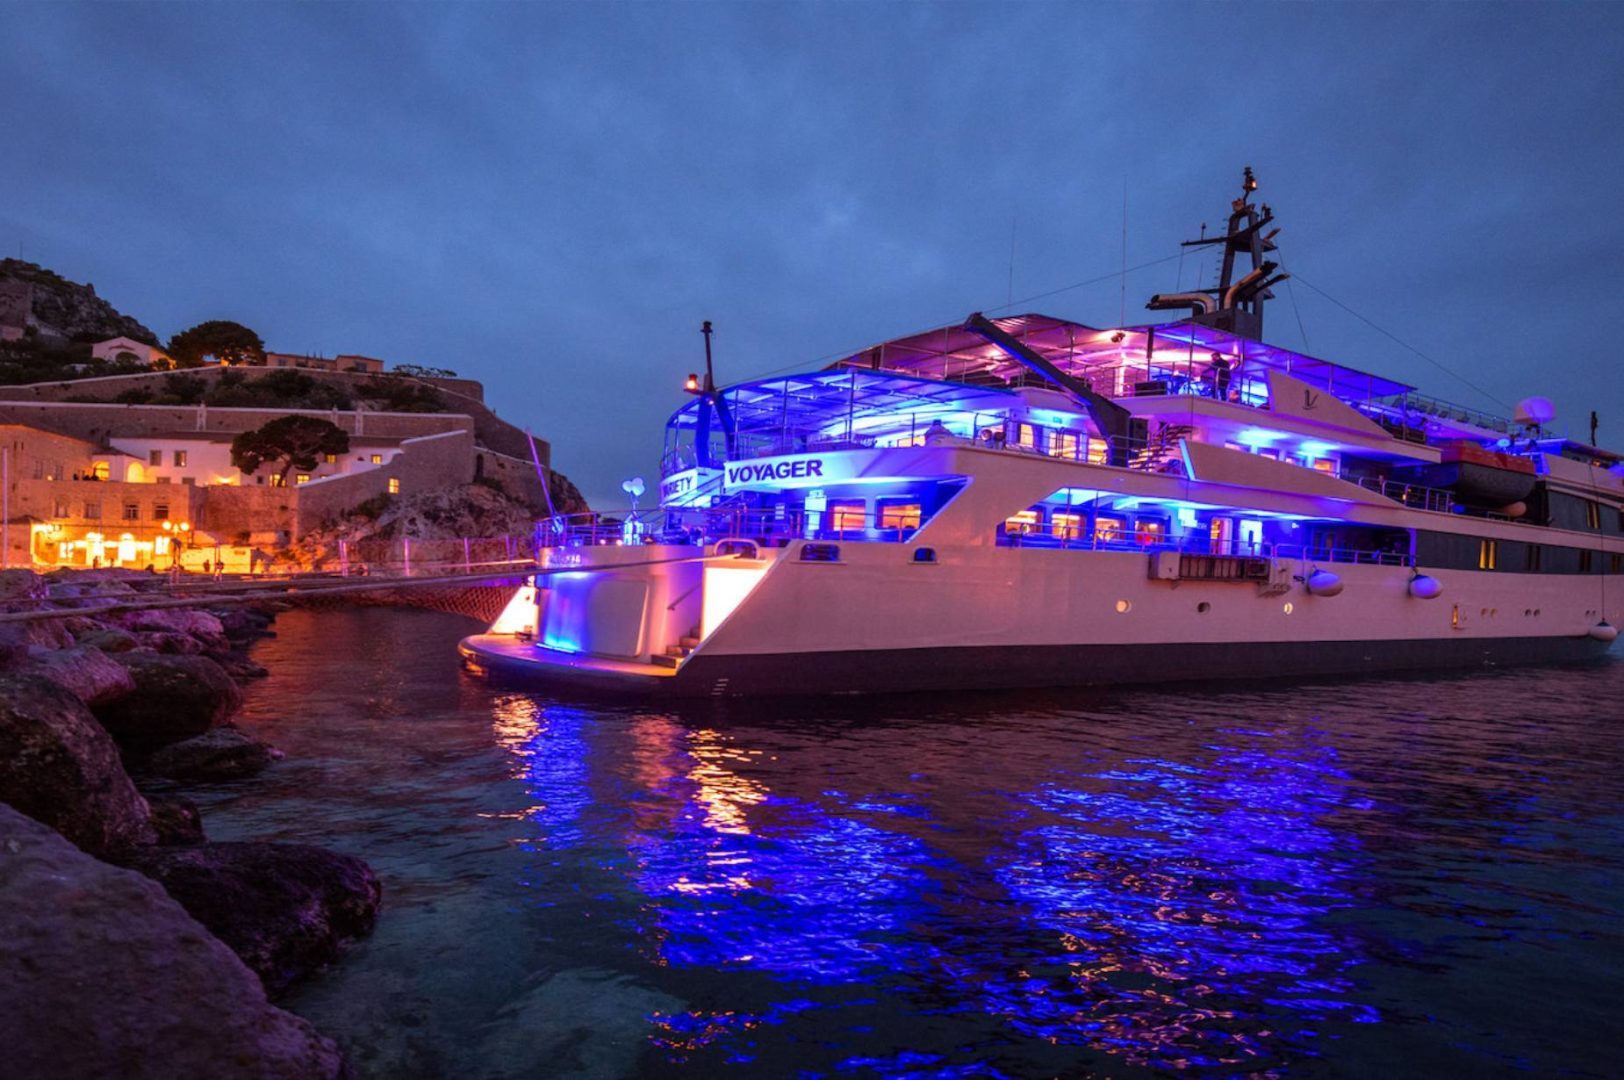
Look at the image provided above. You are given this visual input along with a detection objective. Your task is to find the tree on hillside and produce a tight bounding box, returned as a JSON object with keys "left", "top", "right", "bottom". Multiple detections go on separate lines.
{"left": 167, "top": 320, "right": 266, "bottom": 368}
{"left": 230, "top": 415, "right": 350, "bottom": 483}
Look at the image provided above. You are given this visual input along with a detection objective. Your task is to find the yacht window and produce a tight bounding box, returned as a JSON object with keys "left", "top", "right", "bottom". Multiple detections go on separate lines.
{"left": 1051, "top": 431, "right": 1079, "bottom": 459}
{"left": 828, "top": 500, "right": 866, "bottom": 534}
{"left": 1313, "top": 458, "right": 1338, "bottom": 475}
{"left": 1257, "top": 448, "right": 1280, "bottom": 460}
{"left": 878, "top": 502, "right": 921, "bottom": 534}
{"left": 1086, "top": 438, "right": 1109, "bottom": 465}
{"left": 1526, "top": 545, "right": 1543, "bottom": 572}
{"left": 1094, "top": 516, "right": 1125, "bottom": 543}
{"left": 1478, "top": 539, "right": 1497, "bottom": 570}
{"left": 1004, "top": 509, "right": 1041, "bottom": 536}
{"left": 1052, "top": 512, "right": 1083, "bottom": 541}
{"left": 1585, "top": 501, "right": 1601, "bottom": 529}
{"left": 1134, "top": 519, "right": 1167, "bottom": 545}
{"left": 1579, "top": 549, "right": 1594, "bottom": 572}
{"left": 1015, "top": 423, "right": 1038, "bottom": 450}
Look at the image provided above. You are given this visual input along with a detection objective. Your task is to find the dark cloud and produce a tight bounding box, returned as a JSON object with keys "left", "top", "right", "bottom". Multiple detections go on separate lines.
{"left": 3, "top": 3, "right": 1621, "bottom": 503}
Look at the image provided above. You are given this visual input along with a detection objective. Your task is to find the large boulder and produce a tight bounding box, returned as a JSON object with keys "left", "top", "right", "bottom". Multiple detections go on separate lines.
{"left": 72, "top": 625, "right": 140, "bottom": 653}
{"left": 0, "top": 675, "right": 153, "bottom": 856}
{"left": 142, "top": 726, "right": 282, "bottom": 781}
{"left": 0, "top": 805, "right": 346, "bottom": 1078}
{"left": 0, "top": 618, "right": 75, "bottom": 659}
{"left": 14, "top": 644, "right": 136, "bottom": 706}
{"left": 95, "top": 653, "right": 242, "bottom": 750}
{"left": 119, "top": 608, "right": 227, "bottom": 639}
{"left": 121, "top": 842, "right": 382, "bottom": 995}
{"left": 146, "top": 793, "right": 207, "bottom": 846}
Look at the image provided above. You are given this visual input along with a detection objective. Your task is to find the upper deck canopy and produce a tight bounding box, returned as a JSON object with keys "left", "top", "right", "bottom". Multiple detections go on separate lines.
{"left": 826, "top": 314, "right": 1417, "bottom": 403}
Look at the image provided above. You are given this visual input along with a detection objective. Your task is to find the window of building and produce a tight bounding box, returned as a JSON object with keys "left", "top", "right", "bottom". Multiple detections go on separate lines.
{"left": 1478, "top": 539, "right": 1498, "bottom": 570}
{"left": 324, "top": 454, "right": 337, "bottom": 464}
{"left": 1052, "top": 512, "right": 1083, "bottom": 540}
{"left": 1094, "top": 515, "right": 1125, "bottom": 543}
{"left": 877, "top": 502, "right": 921, "bottom": 533}
{"left": 1004, "top": 509, "right": 1040, "bottom": 536}
{"left": 268, "top": 474, "right": 285, "bottom": 487}
{"left": 49, "top": 464, "right": 63, "bottom": 480}
{"left": 387, "top": 477, "right": 401, "bottom": 495}
{"left": 149, "top": 450, "right": 162, "bottom": 466}
{"left": 122, "top": 503, "right": 140, "bottom": 522}
{"left": 154, "top": 503, "right": 169, "bottom": 521}
{"left": 31, "top": 459, "right": 43, "bottom": 480}
{"left": 1526, "top": 544, "right": 1542, "bottom": 572}
{"left": 1051, "top": 431, "right": 1079, "bottom": 459}
{"left": 83, "top": 501, "right": 101, "bottom": 519}
{"left": 53, "top": 499, "right": 68, "bottom": 517}
{"left": 172, "top": 450, "right": 188, "bottom": 467}
{"left": 1014, "top": 423, "right": 1038, "bottom": 450}
{"left": 155, "top": 476, "right": 170, "bottom": 484}
{"left": 296, "top": 474, "right": 311, "bottom": 485}
{"left": 181, "top": 477, "right": 195, "bottom": 486}
{"left": 828, "top": 500, "right": 865, "bottom": 533}
{"left": 370, "top": 454, "right": 383, "bottom": 465}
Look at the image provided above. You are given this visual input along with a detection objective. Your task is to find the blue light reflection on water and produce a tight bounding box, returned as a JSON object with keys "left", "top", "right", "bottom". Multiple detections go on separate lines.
{"left": 219, "top": 612, "right": 1624, "bottom": 1078}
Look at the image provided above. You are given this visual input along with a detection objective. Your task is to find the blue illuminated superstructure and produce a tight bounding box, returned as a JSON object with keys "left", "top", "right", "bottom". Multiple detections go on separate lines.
{"left": 462, "top": 170, "right": 1622, "bottom": 695}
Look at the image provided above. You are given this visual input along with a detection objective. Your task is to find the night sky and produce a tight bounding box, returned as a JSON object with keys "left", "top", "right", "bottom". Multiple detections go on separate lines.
{"left": 4, "top": 3, "right": 1621, "bottom": 505}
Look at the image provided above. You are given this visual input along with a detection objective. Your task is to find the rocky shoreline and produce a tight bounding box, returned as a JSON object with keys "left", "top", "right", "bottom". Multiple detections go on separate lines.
{"left": 0, "top": 568, "right": 379, "bottom": 1077}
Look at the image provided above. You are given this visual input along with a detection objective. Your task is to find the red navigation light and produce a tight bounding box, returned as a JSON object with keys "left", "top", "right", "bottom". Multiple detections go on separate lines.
{"left": 684, "top": 373, "right": 701, "bottom": 393}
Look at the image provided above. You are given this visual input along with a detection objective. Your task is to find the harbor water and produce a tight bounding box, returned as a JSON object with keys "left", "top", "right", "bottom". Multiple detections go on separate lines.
{"left": 196, "top": 608, "right": 1624, "bottom": 1077}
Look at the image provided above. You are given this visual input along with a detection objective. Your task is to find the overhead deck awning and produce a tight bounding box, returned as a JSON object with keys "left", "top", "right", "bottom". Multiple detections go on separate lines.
{"left": 822, "top": 314, "right": 1417, "bottom": 404}
{"left": 666, "top": 370, "right": 1018, "bottom": 432}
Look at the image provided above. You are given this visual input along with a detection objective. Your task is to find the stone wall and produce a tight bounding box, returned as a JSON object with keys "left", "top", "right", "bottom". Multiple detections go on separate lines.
{"left": 0, "top": 399, "right": 474, "bottom": 446}
{"left": 294, "top": 429, "right": 477, "bottom": 536}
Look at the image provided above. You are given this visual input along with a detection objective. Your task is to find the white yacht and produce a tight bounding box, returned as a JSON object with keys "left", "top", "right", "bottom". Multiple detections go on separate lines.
{"left": 462, "top": 172, "right": 1622, "bottom": 696}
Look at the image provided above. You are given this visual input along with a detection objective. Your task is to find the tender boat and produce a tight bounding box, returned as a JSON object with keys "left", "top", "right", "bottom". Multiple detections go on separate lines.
{"left": 462, "top": 171, "right": 1623, "bottom": 696}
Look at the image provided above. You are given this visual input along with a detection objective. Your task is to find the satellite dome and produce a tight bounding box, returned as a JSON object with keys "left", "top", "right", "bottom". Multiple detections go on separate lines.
{"left": 1513, "top": 397, "right": 1556, "bottom": 426}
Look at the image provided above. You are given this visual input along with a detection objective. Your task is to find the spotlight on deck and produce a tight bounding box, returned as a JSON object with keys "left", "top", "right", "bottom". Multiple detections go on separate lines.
{"left": 684, "top": 373, "right": 701, "bottom": 394}
{"left": 1110, "top": 331, "right": 1126, "bottom": 343}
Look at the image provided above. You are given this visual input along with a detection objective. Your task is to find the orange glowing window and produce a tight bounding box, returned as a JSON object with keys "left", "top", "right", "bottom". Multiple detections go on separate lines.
{"left": 1052, "top": 512, "right": 1083, "bottom": 540}
{"left": 1135, "top": 519, "right": 1165, "bottom": 544}
{"left": 1015, "top": 423, "right": 1038, "bottom": 450}
{"left": 1095, "top": 516, "right": 1125, "bottom": 543}
{"left": 878, "top": 502, "right": 921, "bottom": 532}
{"left": 1051, "top": 431, "right": 1079, "bottom": 459}
{"left": 1313, "top": 458, "right": 1338, "bottom": 475}
{"left": 1004, "top": 509, "right": 1040, "bottom": 536}
{"left": 829, "top": 501, "right": 866, "bottom": 532}
{"left": 1086, "top": 438, "right": 1109, "bottom": 464}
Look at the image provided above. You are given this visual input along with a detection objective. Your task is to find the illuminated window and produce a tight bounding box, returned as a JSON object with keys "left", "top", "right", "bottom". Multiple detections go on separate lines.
{"left": 324, "top": 454, "right": 337, "bottom": 464}
{"left": 1585, "top": 501, "right": 1601, "bottom": 529}
{"left": 370, "top": 454, "right": 383, "bottom": 465}
{"left": 1015, "top": 423, "right": 1038, "bottom": 450}
{"left": 296, "top": 474, "right": 310, "bottom": 485}
{"left": 1478, "top": 539, "right": 1497, "bottom": 570}
{"left": 268, "top": 474, "right": 286, "bottom": 487}
{"left": 1051, "top": 431, "right": 1079, "bottom": 459}
{"left": 122, "top": 503, "right": 139, "bottom": 522}
{"left": 154, "top": 536, "right": 170, "bottom": 556}
{"left": 1135, "top": 519, "right": 1166, "bottom": 545}
{"left": 1052, "top": 512, "right": 1083, "bottom": 540}
{"left": 149, "top": 450, "right": 162, "bottom": 466}
{"left": 828, "top": 500, "right": 865, "bottom": 532}
{"left": 1086, "top": 438, "right": 1109, "bottom": 465}
{"left": 1004, "top": 509, "right": 1040, "bottom": 536}
{"left": 172, "top": 450, "right": 187, "bottom": 467}
{"left": 387, "top": 478, "right": 401, "bottom": 494}
{"left": 878, "top": 502, "right": 921, "bottom": 533}
{"left": 1312, "top": 458, "right": 1338, "bottom": 475}
{"left": 1094, "top": 516, "right": 1125, "bottom": 543}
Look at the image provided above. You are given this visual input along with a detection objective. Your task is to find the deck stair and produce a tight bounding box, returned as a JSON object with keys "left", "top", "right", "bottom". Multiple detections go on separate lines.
{"left": 652, "top": 627, "right": 702, "bottom": 669}
{"left": 1129, "top": 424, "right": 1194, "bottom": 472}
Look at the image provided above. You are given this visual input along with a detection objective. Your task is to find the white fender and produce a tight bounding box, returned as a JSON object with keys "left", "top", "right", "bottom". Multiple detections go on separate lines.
{"left": 1589, "top": 622, "right": 1619, "bottom": 643}
{"left": 1409, "top": 574, "right": 1443, "bottom": 599}
{"left": 1306, "top": 570, "right": 1344, "bottom": 597}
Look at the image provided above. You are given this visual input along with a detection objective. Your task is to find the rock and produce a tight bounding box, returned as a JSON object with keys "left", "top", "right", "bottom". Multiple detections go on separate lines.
{"left": 0, "top": 568, "right": 46, "bottom": 601}
{"left": 218, "top": 654, "right": 271, "bottom": 680}
{"left": 0, "top": 805, "right": 346, "bottom": 1078}
{"left": 147, "top": 793, "right": 207, "bottom": 845}
{"left": 95, "top": 653, "right": 242, "bottom": 750}
{"left": 15, "top": 644, "right": 136, "bottom": 706}
{"left": 143, "top": 726, "right": 282, "bottom": 781}
{"left": 212, "top": 607, "right": 276, "bottom": 640}
{"left": 119, "top": 608, "right": 226, "bottom": 639}
{"left": 0, "top": 618, "right": 75, "bottom": 658}
{"left": 121, "top": 841, "right": 382, "bottom": 995}
{"left": 72, "top": 625, "right": 140, "bottom": 653}
{"left": 0, "top": 674, "right": 154, "bottom": 856}
{"left": 134, "top": 629, "right": 205, "bottom": 655}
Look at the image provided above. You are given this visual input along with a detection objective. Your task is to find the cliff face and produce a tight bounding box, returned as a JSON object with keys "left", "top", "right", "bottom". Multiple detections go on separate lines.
{"left": 0, "top": 259, "right": 157, "bottom": 345}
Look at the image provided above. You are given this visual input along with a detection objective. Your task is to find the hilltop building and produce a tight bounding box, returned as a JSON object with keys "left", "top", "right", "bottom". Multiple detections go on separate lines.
{"left": 90, "top": 336, "right": 172, "bottom": 368}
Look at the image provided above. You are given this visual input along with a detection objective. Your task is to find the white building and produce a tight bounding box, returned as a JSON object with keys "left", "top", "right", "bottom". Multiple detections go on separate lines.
{"left": 91, "top": 336, "right": 171, "bottom": 368}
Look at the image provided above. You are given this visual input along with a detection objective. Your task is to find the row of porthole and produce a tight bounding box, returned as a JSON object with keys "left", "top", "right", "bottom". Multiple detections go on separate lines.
{"left": 1115, "top": 600, "right": 1295, "bottom": 615}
